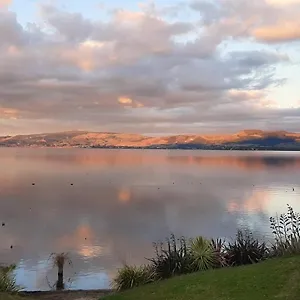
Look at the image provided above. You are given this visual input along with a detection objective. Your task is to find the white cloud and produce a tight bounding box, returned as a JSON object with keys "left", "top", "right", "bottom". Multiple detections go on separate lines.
{"left": 0, "top": 0, "right": 299, "bottom": 135}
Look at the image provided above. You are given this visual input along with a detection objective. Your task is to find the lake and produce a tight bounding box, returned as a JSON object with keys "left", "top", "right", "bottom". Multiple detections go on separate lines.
{"left": 0, "top": 148, "right": 300, "bottom": 291}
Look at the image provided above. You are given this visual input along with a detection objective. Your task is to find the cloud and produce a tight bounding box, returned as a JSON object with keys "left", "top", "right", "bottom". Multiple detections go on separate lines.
{"left": 253, "top": 22, "right": 300, "bottom": 43}
{"left": 191, "top": 0, "right": 300, "bottom": 43}
{"left": 266, "top": 0, "right": 300, "bottom": 6}
{"left": 118, "top": 97, "right": 144, "bottom": 108}
{"left": 0, "top": 11, "right": 26, "bottom": 46}
{"left": 39, "top": 4, "right": 94, "bottom": 42}
{"left": 0, "top": 107, "right": 19, "bottom": 119}
{"left": 0, "top": 0, "right": 11, "bottom": 9}
{"left": 118, "top": 97, "right": 133, "bottom": 105}
{"left": 0, "top": 1, "right": 299, "bottom": 135}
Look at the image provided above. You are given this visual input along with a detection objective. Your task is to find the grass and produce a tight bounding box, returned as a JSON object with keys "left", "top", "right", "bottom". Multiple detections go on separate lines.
{"left": 103, "top": 255, "right": 300, "bottom": 300}
{"left": 0, "top": 295, "right": 24, "bottom": 300}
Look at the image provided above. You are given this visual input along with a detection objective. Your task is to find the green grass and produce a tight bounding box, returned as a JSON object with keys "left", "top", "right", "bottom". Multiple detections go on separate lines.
{"left": 0, "top": 294, "right": 24, "bottom": 300}
{"left": 104, "top": 256, "right": 300, "bottom": 300}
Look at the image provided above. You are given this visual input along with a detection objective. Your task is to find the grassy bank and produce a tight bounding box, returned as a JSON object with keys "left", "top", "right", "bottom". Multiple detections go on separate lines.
{"left": 0, "top": 295, "right": 24, "bottom": 300}
{"left": 104, "top": 255, "right": 300, "bottom": 300}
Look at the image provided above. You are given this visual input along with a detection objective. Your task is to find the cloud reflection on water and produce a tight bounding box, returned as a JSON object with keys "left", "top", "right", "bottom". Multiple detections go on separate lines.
{"left": 0, "top": 149, "right": 300, "bottom": 290}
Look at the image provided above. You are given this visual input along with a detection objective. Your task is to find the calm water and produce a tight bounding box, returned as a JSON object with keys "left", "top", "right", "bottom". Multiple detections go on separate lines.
{"left": 1, "top": 148, "right": 300, "bottom": 290}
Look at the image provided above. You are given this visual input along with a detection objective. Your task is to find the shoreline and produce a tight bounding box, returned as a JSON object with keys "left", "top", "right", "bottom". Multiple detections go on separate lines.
{"left": 0, "top": 146, "right": 300, "bottom": 151}
{"left": 20, "top": 289, "right": 113, "bottom": 299}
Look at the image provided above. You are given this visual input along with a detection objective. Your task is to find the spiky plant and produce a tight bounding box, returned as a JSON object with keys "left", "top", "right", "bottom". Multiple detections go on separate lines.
{"left": 148, "top": 234, "right": 194, "bottom": 279}
{"left": 189, "top": 236, "right": 217, "bottom": 271}
{"left": 0, "top": 264, "right": 21, "bottom": 293}
{"left": 270, "top": 205, "right": 300, "bottom": 256}
{"left": 225, "top": 230, "right": 268, "bottom": 266}
{"left": 210, "top": 238, "right": 228, "bottom": 268}
{"left": 113, "top": 265, "right": 157, "bottom": 291}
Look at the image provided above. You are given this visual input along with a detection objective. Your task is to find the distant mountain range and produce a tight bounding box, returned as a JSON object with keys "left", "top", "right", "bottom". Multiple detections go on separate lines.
{"left": 1, "top": 130, "right": 300, "bottom": 150}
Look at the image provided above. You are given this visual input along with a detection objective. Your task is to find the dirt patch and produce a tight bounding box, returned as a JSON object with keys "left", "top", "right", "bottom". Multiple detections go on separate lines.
{"left": 20, "top": 290, "right": 113, "bottom": 300}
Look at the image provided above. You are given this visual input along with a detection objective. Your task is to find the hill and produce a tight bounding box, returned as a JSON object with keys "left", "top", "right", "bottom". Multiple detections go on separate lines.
{"left": 103, "top": 256, "right": 300, "bottom": 300}
{"left": 1, "top": 130, "right": 300, "bottom": 150}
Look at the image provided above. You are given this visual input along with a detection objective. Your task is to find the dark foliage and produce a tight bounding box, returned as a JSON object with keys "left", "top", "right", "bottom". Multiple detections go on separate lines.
{"left": 225, "top": 230, "right": 268, "bottom": 266}
{"left": 270, "top": 204, "right": 300, "bottom": 256}
{"left": 147, "top": 234, "right": 195, "bottom": 279}
{"left": 210, "top": 238, "right": 229, "bottom": 268}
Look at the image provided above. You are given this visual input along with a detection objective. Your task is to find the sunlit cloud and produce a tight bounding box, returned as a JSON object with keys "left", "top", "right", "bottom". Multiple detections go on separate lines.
{"left": 0, "top": 0, "right": 11, "bottom": 9}
{"left": 266, "top": 0, "right": 300, "bottom": 6}
{"left": 228, "top": 89, "right": 266, "bottom": 100}
{"left": 118, "top": 97, "right": 133, "bottom": 105}
{"left": 118, "top": 97, "right": 144, "bottom": 108}
{"left": 253, "top": 22, "right": 300, "bottom": 43}
{"left": 114, "top": 10, "right": 146, "bottom": 24}
{"left": 0, "top": 107, "right": 19, "bottom": 119}
{"left": 81, "top": 40, "right": 106, "bottom": 49}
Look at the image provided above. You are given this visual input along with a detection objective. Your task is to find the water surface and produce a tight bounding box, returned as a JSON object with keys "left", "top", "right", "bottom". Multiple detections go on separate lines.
{"left": 0, "top": 149, "right": 300, "bottom": 290}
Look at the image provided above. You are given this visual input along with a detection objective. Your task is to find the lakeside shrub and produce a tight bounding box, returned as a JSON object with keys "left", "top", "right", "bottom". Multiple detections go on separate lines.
{"left": 189, "top": 236, "right": 218, "bottom": 270}
{"left": 225, "top": 230, "right": 268, "bottom": 266}
{"left": 147, "top": 234, "right": 194, "bottom": 279}
{"left": 111, "top": 205, "right": 300, "bottom": 291}
{"left": 113, "top": 265, "right": 157, "bottom": 291}
{"left": 270, "top": 204, "right": 300, "bottom": 256}
{"left": 0, "top": 264, "right": 21, "bottom": 293}
{"left": 210, "top": 238, "right": 228, "bottom": 268}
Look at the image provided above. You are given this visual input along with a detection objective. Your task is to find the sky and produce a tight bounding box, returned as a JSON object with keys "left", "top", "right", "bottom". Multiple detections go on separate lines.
{"left": 0, "top": 0, "right": 300, "bottom": 135}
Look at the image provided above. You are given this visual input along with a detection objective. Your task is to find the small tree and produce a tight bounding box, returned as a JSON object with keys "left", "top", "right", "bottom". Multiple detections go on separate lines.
{"left": 49, "top": 253, "right": 72, "bottom": 290}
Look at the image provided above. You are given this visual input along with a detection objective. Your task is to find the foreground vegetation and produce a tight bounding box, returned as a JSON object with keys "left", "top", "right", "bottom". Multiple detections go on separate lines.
{"left": 111, "top": 205, "right": 300, "bottom": 294}
{"left": 104, "top": 255, "right": 300, "bottom": 300}
{"left": 0, "top": 265, "right": 20, "bottom": 293}
{"left": 1, "top": 205, "right": 300, "bottom": 300}
{"left": 0, "top": 265, "right": 22, "bottom": 300}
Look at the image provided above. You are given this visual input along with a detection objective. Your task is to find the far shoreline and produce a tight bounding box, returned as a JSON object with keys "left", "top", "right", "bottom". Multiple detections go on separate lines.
{"left": 1, "top": 146, "right": 300, "bottom": 151}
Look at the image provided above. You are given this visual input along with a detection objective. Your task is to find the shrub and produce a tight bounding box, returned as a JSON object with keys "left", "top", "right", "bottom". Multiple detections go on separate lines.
{"left": 270, "top": 204, "right": 300, "bottom": 256}
{"left": 210, "top": 238, "right": 229, "bottom": 268}
{"left": 225, "top": 230, "right": 268, "bottom": 266}
{"left": 0, "top": 264, "right": 21, "bottom": 293}
{"left": 189, "top": 236, "right": 218, "bottom": 271}
{"left": 113, "top": 265, "right": 157, "bottom": 291}
{"left": 148, "top": 234, "right": 194, "bottom": 279}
